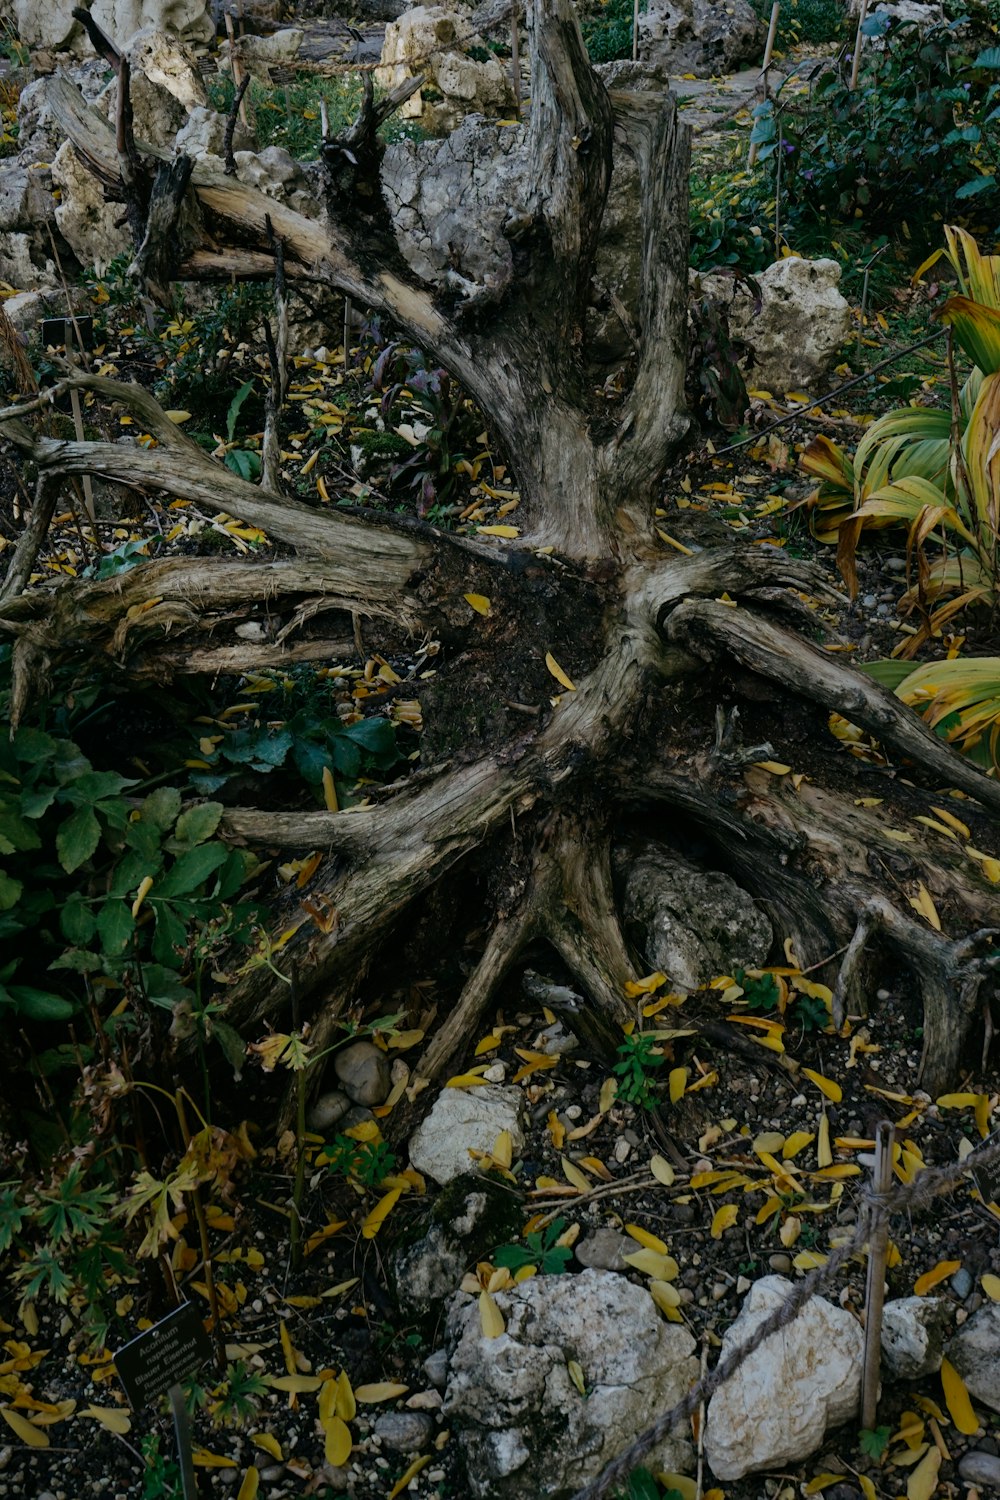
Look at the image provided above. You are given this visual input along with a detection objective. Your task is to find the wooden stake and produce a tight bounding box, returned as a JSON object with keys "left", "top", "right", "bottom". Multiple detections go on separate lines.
{"left": 860, "top": 1119, "right": 893, "bottom": 1430}
{"left": 168, "top": 1383, "right": 198, "bottom": 1500}
{"left": 850, "top": 0, "right": 869, "bottom": 91}
{"left": 748, "top": 2, "right": 780, "bottom": 168}
{"left": 224, "top": 11, "right": 249, "bottom": 129}
{"left": 632, "top": 0, "right": 640, "bottom": 62}
{"left": 511, "top": 1, "right": 521, "bottom": 118}
{"left": 65, "top": 326, "right": 96, "bottom": 526}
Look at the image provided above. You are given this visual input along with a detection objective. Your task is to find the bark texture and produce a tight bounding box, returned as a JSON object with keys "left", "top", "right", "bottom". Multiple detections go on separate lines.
{"left": 1, "top": 0, "right": 997, "bottom": 1102}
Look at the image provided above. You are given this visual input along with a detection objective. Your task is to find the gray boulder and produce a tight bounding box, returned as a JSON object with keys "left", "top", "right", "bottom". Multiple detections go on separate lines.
{"left": 618, "top": 839, "right": 771, "bottom": 991}
{"left": 444, "top": 1268, "right": 697, "bottom": 1498}
{"left": 946, "top": 1303, "right": 1000, "bottom": 1414}
{"left": 376, "top": 6, "right": 515, "bottom": 135}
{"left": 705, "top": 1276, "right": 862, "bottom": 1480}
{"left": 639, "top": 0, "right": 761, "bottom": 75}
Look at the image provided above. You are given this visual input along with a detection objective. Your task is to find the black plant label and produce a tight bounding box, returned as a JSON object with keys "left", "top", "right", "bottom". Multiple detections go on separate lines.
{"left": 115, "top": 1303, "right": 212, "bottom": 1409}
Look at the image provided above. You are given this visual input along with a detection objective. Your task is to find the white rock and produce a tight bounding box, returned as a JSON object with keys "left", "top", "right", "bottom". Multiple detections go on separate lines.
{"left": 89, "top": 0, "right": 214, "bottom": 50}
{"left": 639, "top": 0, "right": 761, "bottom": 75}
{"left": 881, "top": 1297, "right": 949, "bottom": 1379}
{"left": 408, "top": 1085, "right": 525, "bottom": 1184}
{"left": 695, "top": 257, "right": 851, "bottom": 395}
{"left": 444, "top": 1269, "right": 698, "bottom": 1498}
{"left": 704, "top": 1275, "right": 862, "bottom": 1480}
{"left": 946, "top": 1303, "right": 1000, "bottom": 1414}
{"left": 376, "top": 5, "right": 514, "bottom": 134}
{"left": 222, "top": 29, "right": 304, "bottom": 84}
{"left": 51, "top": 140, "right": 130, "bottom": 273}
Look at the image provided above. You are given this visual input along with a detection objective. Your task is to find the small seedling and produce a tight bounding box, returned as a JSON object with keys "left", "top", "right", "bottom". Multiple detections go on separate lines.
{"left": 494, "top": 1217, "right": 573, "bottom": 1275}
{"left": 612, "top": 1031, "right": 666, "bottom": 1108}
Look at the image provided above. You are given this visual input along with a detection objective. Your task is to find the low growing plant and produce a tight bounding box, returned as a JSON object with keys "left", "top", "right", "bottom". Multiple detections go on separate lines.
{"left": 494, "top": 1216, "right": 573, "bottom": 1275}
{"left": 612, "top": 1029, "right": 666, "bottom": 1107}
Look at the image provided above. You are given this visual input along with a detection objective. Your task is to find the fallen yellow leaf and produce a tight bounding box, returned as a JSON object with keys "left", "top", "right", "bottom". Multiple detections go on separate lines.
{"left": 710, "top": 1203, "right": 739, "bottom": 1239}
{"left": 389, "top": 1456, "right": 431, "bottom": 1498}
{"left": 545, "top": 652, "right": 576, "bottom": 693}
{"left": 906, "top": 1444, "right": 941, "bottom": 1500}
{"left": 463, "top": 593, "right": 491, "bottom": 615}
{"left": 353, "top": 1381, "right": 408, "bottom": 1402}
{"left": 479, "top": 1292, "right": 505, "bottom": 1339}
{"left": 236, "top": 1467, "right": 260, "bottom": 1500}
{"left": 913, "top": 1259, "right": 960, "bottom": 1296}
{"left": 802, "top": 1067, "right": 842, "bottom": 1102}
{"left": 941, "top": 1357, "right": 979, "bottom": 1434}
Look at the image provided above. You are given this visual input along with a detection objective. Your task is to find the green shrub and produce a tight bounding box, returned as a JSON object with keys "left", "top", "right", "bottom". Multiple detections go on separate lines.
{"left": 749, "top": 0, "right": 846, "bottom": 48}
{"left": 581, "top": 0, "right": 645, "bottom": 64}
{"left": 749, "top": 18, "right": 1000, "bottom": 245}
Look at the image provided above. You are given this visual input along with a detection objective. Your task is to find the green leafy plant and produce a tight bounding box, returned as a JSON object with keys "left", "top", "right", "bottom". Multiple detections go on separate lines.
{"left": 613, "top": 1467, "right": 684, "bottom": 1500}
{"left": 749, "top": 0, "right": 844, "bottom": 46}
{"left": 748, "top": 21, "right": 1000, "bottom": 246}
{"left": 860, "top": 1424, "right": 892, "bottom": 1460}
{"left": 141, "top": 1432, "right": 182, "bottom": 1500}
{"left": 494, "top": 1216, "right": 573, "bottom": 1275}
{"left": 321, "top": 1132, "right": 397, "bottom": 1188}
{"left": 581, "top": 0, "right": 647, "bottom": 63}
{"left": 207, "top": 1360, "right": 269, "bottom": 1427}
{"left": 612, "top": 1030, "right": 666, "bottom": 1107}
{"left": 802, "top": 227, "right": 1000, "bottom": 653}
{"left": 862, "top": 656, "right": 1000, "bottom": 776}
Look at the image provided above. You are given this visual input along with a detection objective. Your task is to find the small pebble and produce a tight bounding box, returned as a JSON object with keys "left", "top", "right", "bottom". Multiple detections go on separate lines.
{"left": 423, "top": 1349, "right": 448, "bottom": 1389}
{"left": 259, "top": 1467, "right": 284, "bottom": 1483}
{"left": 483, "top": 1063, "right": 506, "bottom": 1082}
{"left": 614, "top": 1138, "right": 631, "bottom": 1163}
{"left": 885, "top": 556, "right": 907, "bottom": 573}
{"left": 565, "top": 1105, "right": 582, "bottom": 1120}
{"left": 373, "top": 1411, "right": 435, "bottom": 1453}
{"left": 769, "top": 1253, "right": 792, "bottom": 1274}
{"left": 711, "top": 1282, "right": 727, "bottom": 1301}
{"left": 736, "top": 1275, "right": 751, "bottom": 1294}
{"left": 951, "top": 1266, "right": 974, "bottom": 1299}
{"left": 959, "top": 1451, "right": 1000, "bottom": 1488}
{"left": 406, "top": 1389, "right": 442, "bottom": 1411}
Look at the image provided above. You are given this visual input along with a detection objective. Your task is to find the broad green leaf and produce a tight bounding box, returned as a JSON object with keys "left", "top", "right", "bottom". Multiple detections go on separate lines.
{"left": 173, "top": 802, "right": 224, "bottom": 848}
{"left": 158, "top": 843, "right": 229, "bottom": 897}
{"left": 227, "top": 379, "right": 256, "bottom": 444}
{"left": 140, "top": 786, "right": 183, "bottom": 832}
{"left": 940, "top": 294, "right": 1000, "bottom": 374}
{"left": 60, "top": 896, "right": 97, "bottom": 945}
{"left": 0, "top": 871, "right": 23, "bottom": 911}
{"left": 152, "top": 903, "right": 189, "bottom": 967}
{"left": 97, "top": 900, "right": 135, "bottom": 957}
{"left": 6, "top": 985, "right": 75, "bottom": 1021}
{"left": 56, "top": 806, "right": 101, "bottom": 874}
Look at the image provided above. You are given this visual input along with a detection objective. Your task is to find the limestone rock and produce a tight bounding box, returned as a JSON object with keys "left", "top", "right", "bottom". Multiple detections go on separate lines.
{"left": 408, "top": 1085, "right": 526, "bottom": 1186}
{"left": 639, "top": 0, "right": 761, "bottom": 76}
{"left": 594, "top": 59, "right": 673, "bottom": 92}
{"left": 881, "top": 1297, "right": 948, "bottom": 1378}
{"left": 174, "top": 106, "right": 251, "bottom": 162}
{"left": 393, "top": 1173, "right": 523, "bottom": 1318}
{"left": 704, "top": 1276, "right": 863, "bottom": 1480}
{"left": 376, "top": 6, "right": 515, "bottom": 134}
{"left": 383, "top": 115, "right": 527, "bottom": 286}
{"left": 847, "top": 0, "right": 945, "bottom": 25}
{"left": 51, "top": 140, "right": 130, "bottom": 273}
{"left": 695, "top": 256, "right": 851, "bottom": 394}
{"left": 13, "top": 0, "right": 82, "bottom": 51}
{"left": 234, "top": 147, "right": 320, "bottom": 219}
{"left": 223, "top": 29, "right": 305, "bottom": 84}
{"left": 618, "top": 839, "right": 771, "bottom": 992}
{"left": 946, "top": 1304, "right": 1000, "bottom": 1414}
{"left": 89, "top": 0, "right": 214, "bottom": 50}
{"left": 443, "top": 1269, "right": 697, "bottom": 1499}
{"left": 959, "top": 1450, "right": 1000, "bottom": 1489}
{"left": 93, "top": 29, "right": 207, "bottom": 149}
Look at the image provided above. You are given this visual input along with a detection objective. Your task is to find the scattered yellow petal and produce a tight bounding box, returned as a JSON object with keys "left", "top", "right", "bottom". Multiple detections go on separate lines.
{"left": 624, "top": 1248, "right": 679, "bottom": 1280}
{"left": 353, "top": 1382, "right": 408, "bottom": 1403}
{"left": 754, "top": 761, "right": 791, "bottom": 775}
{"left": 389, "top": 1456, "right": 432, "bottom": 1499}
{"left": 568, "top": 1359, "right": 586, "bottom": 1396}
{"left": 1, "top": 1408, "right": 49, "bottom": 1445}
{"left": 941, "top": 1357, "right": 979, "bottom": 1435}
{"left": 783, "top": 1131, "right": 815, "bottom": 1159}
{"left": 545, "top": 653, "right": 576, "bottom": 693}
{"left": 802, "top": 1068, "right": 842, "bottom": 1102}
{"left": 906, "top": 1445, "right": 941, "bottom": 1500}
{"left": 192, "top": 1449, "right": 239, "bottom": 1468}
{"left": 236, "top": 1467, "right": 259, "bottom": 1500}
{"left": 478, "top": 524, "right": 519, "bottom": 537}
{"left": 710, "top": 1204, "right": 739, "bottom": 1239}
{"left": 668, "top": 1066, "right": 688, "bottom": 1103}
{"left": 649, "top": 1154, "right": 675, "bottom": 1187}
{"left": 981, "top": 1273, "right": 1000, "bottom": 1301}
{"left": 323, "top": 1415, "right": 352, "bottom": 1468}
{"left": 479, "top": 1292, "right": 505, "bottom": 1339}
{"left": 463, "top": 593, "right": 491, "bottom": 616}
{"left": 908, "top": 882, "right": 941, "bottom": 931}
{"left": 625, "top": 1224, "right": 669, "bottom": 1255}
{"left": 250, "top": 1433, "right": 283, "bottom": 1461}
{"left": 914, "top": 1260, "right": 960, "bottom": 1296}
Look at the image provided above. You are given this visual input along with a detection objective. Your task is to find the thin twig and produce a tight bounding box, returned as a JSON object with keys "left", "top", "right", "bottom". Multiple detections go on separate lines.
{"left": 224, "top": 74, "right": 251, "bottom": 176}
{"left": 711, "top": 328, "right": 946, "bottom": 456}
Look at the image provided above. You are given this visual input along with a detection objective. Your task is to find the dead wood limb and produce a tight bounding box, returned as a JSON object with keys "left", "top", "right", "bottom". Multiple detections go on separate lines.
{"left": 261, "top": 221, "right": 288, "bottom": 495}
{"left": 130, "top": 155, "right": 195, "bottom": 301}
{"left": 411, "top": 904, "right": 537, "bottom": 1088}
{"left": 666, "top": 598, "right": 1000, "bottom": 817}
{"left": 833, "top": 893, "right": 999, "bottom": 1094}
{"left": 540, "top": 815, "right": 636, "bottom": 1033}
{"left": 322, "top": 71, "right": 423, "bottom": 204}
{"left": 159, "top": 638, "right": 356, "bottom": 675}
{"left": 0, "top": 477, "right": 59, "bottom": 603}
{"left": 71, "top": 5, "right": 121, "bottom": 66}
{"left": 224, "top": 75, "right": 251, "bottom": 176}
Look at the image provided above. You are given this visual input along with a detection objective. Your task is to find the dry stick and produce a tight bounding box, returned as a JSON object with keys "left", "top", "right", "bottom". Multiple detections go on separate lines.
{"left": 850, "top": 0, "right": 869, "bottom": 91}
{"left": 65, "top": 326, "right": 96, "bottom": 527}
{"left": 224, "top": 73, "right": 251, "bottom": 176}
{"left": 712, "top": 327, "right": 946, "bottom": 455}
{"left": 860, "top": 1119, "right": 894, "bottom": 1429}
{"left": 512, "top": 0, "right": 522, "bottom": 116}
{"left": 857, "top": 242, "right": 888, "bottom": 358}
{"left": 225, "top": 11, "right": 250, "bottom": 129}
{"left": 572, "top": 1132, "right": 1000, "bottom": 1500}
{"left": 631, "top": 0, "right": 639, "bottom": 62}
{"left": 748, "top": 1, "right": 780, "bottom": 168}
